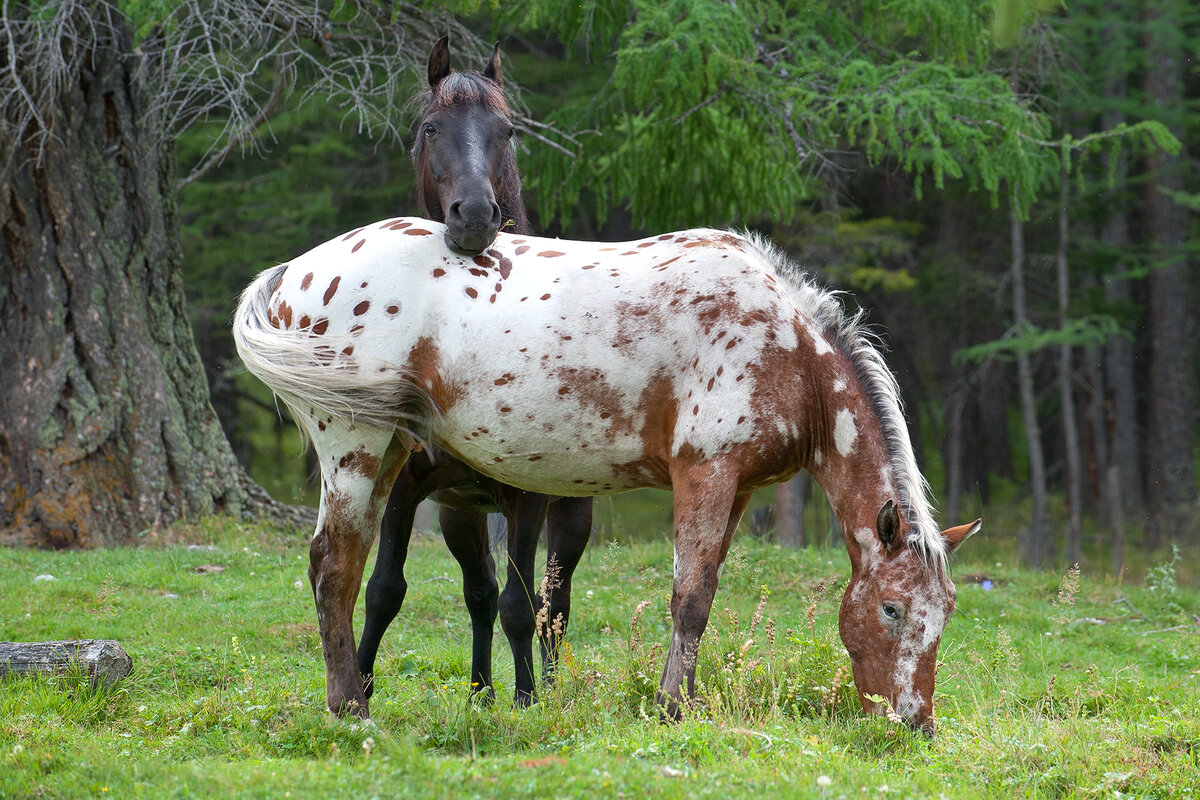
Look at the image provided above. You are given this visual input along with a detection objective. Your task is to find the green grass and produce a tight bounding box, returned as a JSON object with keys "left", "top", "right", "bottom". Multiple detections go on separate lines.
{"left": 1, "top": 516, "right": 1197, "bottom": 799}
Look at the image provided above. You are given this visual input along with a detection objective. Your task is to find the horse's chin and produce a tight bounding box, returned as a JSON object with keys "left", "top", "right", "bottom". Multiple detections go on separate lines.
{"left": 445, "top": 230, "right": 493, "bottom": 256}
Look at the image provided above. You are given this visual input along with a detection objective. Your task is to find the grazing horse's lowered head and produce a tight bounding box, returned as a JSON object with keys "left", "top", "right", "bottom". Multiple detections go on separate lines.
{"left": 839, "top": 502, "right": 980, "bottom": 734}
{"left": 414, "top": 36, "right": 527, "bottom": 254}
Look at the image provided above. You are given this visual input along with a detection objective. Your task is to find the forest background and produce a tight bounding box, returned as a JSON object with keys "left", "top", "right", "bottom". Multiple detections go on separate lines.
{"left": 1, "top": 0, "right": 1197, "bottom": 582}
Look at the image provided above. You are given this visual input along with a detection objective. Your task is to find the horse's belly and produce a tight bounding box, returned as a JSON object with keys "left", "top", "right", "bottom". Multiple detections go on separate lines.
{"left": 434, "top": 410, "right": 664, "bottom": 496}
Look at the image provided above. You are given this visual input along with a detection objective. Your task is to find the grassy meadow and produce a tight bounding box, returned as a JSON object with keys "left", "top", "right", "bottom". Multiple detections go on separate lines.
{"left": 1, "top": 512, "right": 1197, "bottom": 799}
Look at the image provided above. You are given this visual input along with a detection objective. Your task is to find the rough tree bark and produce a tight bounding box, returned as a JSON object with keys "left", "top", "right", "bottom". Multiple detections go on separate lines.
{"left": 0, "top": 6, "right": 281, "bottom": 547}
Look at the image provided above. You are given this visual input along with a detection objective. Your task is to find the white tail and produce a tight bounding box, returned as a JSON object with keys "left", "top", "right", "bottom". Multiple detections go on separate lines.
{"left": 231, "top": 264, "right": 434, "bottom": 440}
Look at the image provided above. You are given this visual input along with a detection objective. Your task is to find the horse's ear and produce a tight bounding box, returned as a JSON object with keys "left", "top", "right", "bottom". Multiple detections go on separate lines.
{"left": 876, "top": 500, "right": 901, "bottom": 551}
{"left": 428, "top": 35, "right": 451, "bottom": 89}
{"left": 941, "top": 519, "right": 981, "bottom": 552}
{"left": 482, "top": 41, "right": 502, "bottom": 85}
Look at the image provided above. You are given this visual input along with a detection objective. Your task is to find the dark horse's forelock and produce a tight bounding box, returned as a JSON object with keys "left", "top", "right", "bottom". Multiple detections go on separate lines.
{"left": 433, "top": 71, "right": 510, "bottom": 114}
{"left": 410, "top": 71, "right": 529, "bottom": 236}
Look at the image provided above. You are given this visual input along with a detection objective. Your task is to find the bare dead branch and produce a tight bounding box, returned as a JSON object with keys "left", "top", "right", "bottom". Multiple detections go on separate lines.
{"left": 2, "top": 0, "right": 579, "bottom": 179}
{"left": 1113, "top": 596, "right": 1148, "bottom": 621}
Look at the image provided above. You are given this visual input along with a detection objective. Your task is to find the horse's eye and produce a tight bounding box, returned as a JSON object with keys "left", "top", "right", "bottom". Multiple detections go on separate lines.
{"left": 882, "top": 603, "right": 903, "bottom": 621}
{"left": 505, "top": 127, "right": 515, "bottom": 140}
{"left": 422, "top": 123, "right": 436, "bottom": 138}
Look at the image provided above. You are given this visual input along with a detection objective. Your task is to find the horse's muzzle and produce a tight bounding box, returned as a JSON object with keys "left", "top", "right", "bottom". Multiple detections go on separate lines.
{"left": 446, "top": 196, "right": 501, "bottom": 255}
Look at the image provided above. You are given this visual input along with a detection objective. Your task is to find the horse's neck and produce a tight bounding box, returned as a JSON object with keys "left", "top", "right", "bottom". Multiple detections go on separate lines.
{"left": 804, "top": 383, "right": 897, "bottom": 546}
{"left": 497, "top": 163, "right": 531, "bottom": 235}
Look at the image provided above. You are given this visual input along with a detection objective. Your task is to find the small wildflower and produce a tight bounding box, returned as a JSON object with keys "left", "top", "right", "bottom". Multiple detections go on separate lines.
{"left": 817, "top": 775, "right": 832, "bottom": 787}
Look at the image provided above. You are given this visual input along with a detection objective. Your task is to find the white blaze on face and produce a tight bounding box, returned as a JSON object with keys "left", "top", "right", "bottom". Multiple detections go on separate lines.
{"left": 834, "top": 408, "right": 858, "bottom": 456}
{"left": 892, "top": 576, "right": 949, "bottom": 719}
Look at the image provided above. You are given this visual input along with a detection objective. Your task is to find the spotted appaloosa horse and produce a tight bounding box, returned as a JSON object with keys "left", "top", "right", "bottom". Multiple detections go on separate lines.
{"left": 234, "top": 219, "right": 980, "bottom": 732}
{"left": 358, "top": 37, "right": 594, "bottom": 706}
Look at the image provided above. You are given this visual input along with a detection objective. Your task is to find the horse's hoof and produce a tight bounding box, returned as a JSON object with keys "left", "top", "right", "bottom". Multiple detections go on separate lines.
{"left": 328, "top": 696, "right": 371, "bottom": 720}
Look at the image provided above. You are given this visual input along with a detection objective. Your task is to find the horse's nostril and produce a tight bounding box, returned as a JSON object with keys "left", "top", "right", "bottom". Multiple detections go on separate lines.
{"left": 447, "top": 201, "right": 463, "bottom": 221}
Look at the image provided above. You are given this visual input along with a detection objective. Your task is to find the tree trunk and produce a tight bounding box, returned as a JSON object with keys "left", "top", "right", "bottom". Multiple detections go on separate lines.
{"left": 1099, "top": 1, "right": 1142, "bottom": 522}
{"left": 944, "top": 389, "right": 965, "bottom": 529}
{"left": 978, "top": 361, "right": 1013, "bottom": 498}
{"left": 1056, "top": 168, "right": 1083, "bottom": 566}
{"left": 1011, "top": 208, "right": 1048, "bottom": 566}
{"left": 1142, "top": 0, "right": 1196, "bottom": 551}
{"left": 775, "top": 472, "right": 809, "bottom": 548}
{"left": 0, "top": 7, "right": 280, "bottom": 547}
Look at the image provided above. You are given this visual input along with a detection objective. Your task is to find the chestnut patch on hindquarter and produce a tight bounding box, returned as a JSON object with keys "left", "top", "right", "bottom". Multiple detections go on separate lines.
{"left": 404, "top": 336, "right": 465, "bottom": 414}
{"left": 337, "top": 446, "right": 382, "bottom": 478}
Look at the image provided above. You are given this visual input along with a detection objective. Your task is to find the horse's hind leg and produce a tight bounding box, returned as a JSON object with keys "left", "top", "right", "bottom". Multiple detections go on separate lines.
{"left": 440, "top": 507, "right": 498, "bottom": 701}
{"left": 657, "top": 463, "right": 751, "bottom": 719}
{"left": 357, "top": 464, "right": 422, "bottom": 700}
{"left": 497, "top": 490, "right": 551, "bottom": 707}
{"left": 307, "top": 423, "right": 408, "bottom": 718}
{"left": 539, "top": 496, "right": 593, "bottom": 686}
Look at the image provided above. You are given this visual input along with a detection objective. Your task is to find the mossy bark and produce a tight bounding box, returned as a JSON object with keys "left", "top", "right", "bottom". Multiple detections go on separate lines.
{"left": 0, "top": 9, "right": 289, "bottom": 547}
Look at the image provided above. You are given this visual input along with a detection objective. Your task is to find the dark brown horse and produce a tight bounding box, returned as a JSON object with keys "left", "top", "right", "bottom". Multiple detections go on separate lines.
{"left": 356, "top": 37, "right": 592, "bottom": 706}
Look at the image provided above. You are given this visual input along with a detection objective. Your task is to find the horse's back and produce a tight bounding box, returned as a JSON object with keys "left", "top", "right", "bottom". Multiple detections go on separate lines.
{"left": 253, "top": 219, "right": 822, "bottom": 496}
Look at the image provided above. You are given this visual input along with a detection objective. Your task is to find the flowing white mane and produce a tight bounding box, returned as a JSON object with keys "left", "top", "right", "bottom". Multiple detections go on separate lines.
{"left": 740, "top": 232, "right": 947, "bottom": 573}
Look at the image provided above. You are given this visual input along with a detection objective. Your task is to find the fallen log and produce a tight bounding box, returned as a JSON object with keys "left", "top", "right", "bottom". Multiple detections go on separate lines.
{"left": 0, "top": 640, "right": 133, "bottom": 689}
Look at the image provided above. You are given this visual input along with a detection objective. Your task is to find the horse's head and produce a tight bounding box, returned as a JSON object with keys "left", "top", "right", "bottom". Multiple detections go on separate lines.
{"left": 414, "top": 36, "right": 518, "bottom": 255}
{"left": 838, "top": 501, "right": 980, "bottom": 735}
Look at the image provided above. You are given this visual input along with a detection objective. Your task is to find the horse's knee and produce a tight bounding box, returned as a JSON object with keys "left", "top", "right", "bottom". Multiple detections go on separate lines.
{"left": 498, "top": 586, "right": 535, "bottom": 638}
{"left": 463, "top": 582, "right": 499, "bottom": 622}
{"left": 364, "top": 571, "right": 408, "bottom": 616}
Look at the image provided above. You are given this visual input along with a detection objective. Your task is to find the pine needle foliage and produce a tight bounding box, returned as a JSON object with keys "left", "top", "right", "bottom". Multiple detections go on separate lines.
{"left": 500, "top": 0, "right": 1058, "bottom": 229}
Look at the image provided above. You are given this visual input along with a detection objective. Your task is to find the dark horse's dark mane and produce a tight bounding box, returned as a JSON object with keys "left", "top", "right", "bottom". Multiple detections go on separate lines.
{"left": 411, "top": 71, "right": 530, "bottom": 236}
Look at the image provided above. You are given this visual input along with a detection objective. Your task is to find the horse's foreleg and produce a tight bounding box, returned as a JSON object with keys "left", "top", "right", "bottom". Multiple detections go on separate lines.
{"left": 540, "top": 496, "right": 593, "bottom": 686}
{"left": 657, "top": 464, "right": 750, "bottom": 720}
{"left": 357, "top": 466, "right": 421, "bottom": 700}
{"left": 497, "top": 491, "right": 551, "bottom": 707}
{"left": 440, "top": 506, "right": 498, "bottom": 701}
{"left": 308, "top": 426, "right": 408, "bottom": 718}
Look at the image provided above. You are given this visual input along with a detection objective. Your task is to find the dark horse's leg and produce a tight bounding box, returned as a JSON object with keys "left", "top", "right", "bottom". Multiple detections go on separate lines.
{"left": 497, "top": 490, "right": 551, "bottom": 706}
{"left": 539, "top": 497, "right": 593, "bottom": 685}
{"left": 358, "top": 466, "right": 421, "bottom": 699}
{"left": 439, "top": 506, "right": 499, "bottom": 700}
